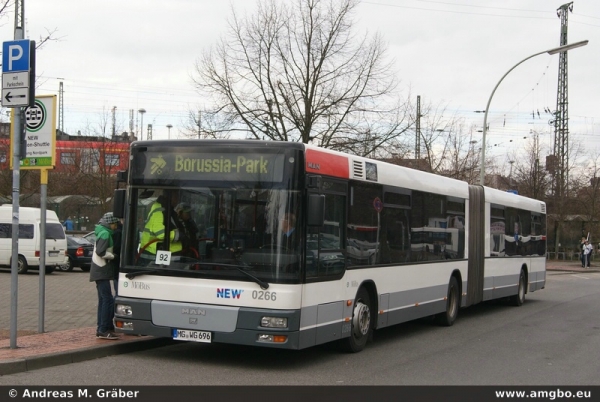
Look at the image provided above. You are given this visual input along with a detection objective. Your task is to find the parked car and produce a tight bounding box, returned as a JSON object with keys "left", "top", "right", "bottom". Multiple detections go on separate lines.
{"left": 83, "top": 231, "right": 96, "bottom": 244}
{"left": 59, "top": 235, "right": 94, "bottom": 272}
{"left": 0, "top": 205, "right": 67, "bottom": 274}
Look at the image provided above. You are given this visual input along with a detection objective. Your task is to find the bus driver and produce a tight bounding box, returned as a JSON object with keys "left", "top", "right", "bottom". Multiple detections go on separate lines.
{"left": 139, "top": 190, "right": 187, "bottom": 263}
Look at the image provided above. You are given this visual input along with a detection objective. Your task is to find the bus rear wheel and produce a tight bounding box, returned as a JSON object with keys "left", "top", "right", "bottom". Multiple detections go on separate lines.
{"left": 510, "top": 269, "right": 526, "bottom": 306}
{"left": 342, "top": 288, "right": 372, "bottom": 353}
{"left": 435, "top": 276, "right": 459, "bottom": 326}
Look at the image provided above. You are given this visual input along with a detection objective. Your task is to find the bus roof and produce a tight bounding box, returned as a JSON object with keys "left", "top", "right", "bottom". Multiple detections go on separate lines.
{"left": 304, "top": 143, "right": 469, "bottom": 199}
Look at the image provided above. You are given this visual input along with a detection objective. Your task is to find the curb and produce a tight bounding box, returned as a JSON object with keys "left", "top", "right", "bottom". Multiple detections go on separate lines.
{"left": 0, "top": 337, "right": 174, "bottom": 376}
{"left": 548, "top": 270, "right": 600, "bottom": 275}
{"left": 547, "top": 266, "right": 600, "bottom": 273}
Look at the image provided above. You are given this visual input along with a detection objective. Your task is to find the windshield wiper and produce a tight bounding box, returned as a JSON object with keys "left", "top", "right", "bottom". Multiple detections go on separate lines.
{"left": 205, "top": 262, "right": 270, "bottom": 289}
{"left": 125, "top": 268, "right": 170, "bottom": 279}
{"left": 236, "top": 266, "right": 270, "bottom": 289}
{"left": 125, "top": 262, "right": 269, "bottom": 289}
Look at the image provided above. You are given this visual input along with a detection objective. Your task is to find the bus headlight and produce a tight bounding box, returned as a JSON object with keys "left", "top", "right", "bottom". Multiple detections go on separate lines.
{"left": 115, "top": 320, "right": 134, "bottom": 330}
{"left": 261, "top": 316, "right": 288, "bottom": 328}
{"left": 258, "top": 334, "right": 288, "bottom": 343}
{"left": 116, "top": 304, "right": 132, "bottom": 316}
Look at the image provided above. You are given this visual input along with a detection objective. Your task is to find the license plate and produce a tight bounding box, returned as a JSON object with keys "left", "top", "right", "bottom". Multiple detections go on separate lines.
{"left": 48, "top": 251, "right": 59, "bottom": 256}
{"left": 172, "top": 329, "right": 212, "bottom": 343}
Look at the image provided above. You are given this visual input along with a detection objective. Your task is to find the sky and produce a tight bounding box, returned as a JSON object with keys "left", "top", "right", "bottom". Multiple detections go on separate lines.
{"left": 1, "top": 0, "right": 599, "bottom": 163}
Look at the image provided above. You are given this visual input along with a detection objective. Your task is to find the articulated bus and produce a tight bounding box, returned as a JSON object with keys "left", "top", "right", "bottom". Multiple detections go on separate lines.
{"left": 112, "top": 140, "right": 546, "bottom": 352}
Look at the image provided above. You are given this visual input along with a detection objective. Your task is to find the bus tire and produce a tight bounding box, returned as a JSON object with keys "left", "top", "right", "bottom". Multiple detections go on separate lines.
{"left": 510, "top": 269, "right": 526, "bottom": 306}
{"left": 342, "top": 287, "right": 372, "bottom": 353}
{"left": 435, "top": 276, "right": 459, "bottom": 326}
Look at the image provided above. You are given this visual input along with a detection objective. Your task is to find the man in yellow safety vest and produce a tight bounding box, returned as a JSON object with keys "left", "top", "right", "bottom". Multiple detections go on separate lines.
{"left": 139, "top": 191, "right": 186, "bottom": 263}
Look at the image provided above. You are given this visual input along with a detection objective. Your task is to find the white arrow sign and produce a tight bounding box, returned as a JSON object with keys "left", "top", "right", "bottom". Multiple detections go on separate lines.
{"left": 2, "top": 88, "right": 29, "bottom": 106}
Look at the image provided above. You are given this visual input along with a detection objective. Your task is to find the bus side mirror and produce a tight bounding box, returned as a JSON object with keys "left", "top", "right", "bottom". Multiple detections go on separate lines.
{"left": 307, "top": 175, "right": 321, "bottom": 189}
{"left": 307, "top": 194, "right": 325, "bottom": 227}
{"left": 116, "top": 170, "right": 128, "bottom": 184}
{"left": 113, "top": 189, "right": 126, "bottom": 219}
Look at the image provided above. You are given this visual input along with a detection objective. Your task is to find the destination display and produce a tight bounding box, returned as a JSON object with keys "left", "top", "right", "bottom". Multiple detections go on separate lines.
{"left": 134, "top": 150, "right": 287, "bottom": 183}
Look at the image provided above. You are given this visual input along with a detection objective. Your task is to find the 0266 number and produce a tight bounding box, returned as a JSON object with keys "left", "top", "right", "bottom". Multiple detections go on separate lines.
{"left": 252, "top": 290, "right": 277, "bottom": 301}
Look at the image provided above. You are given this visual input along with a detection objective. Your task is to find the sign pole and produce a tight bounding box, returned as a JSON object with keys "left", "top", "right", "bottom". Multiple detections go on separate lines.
{"left": 8, "top": 0, "right": 25, "bottom": 351}
{"left": 38, "top": 169, "right": 48, "bottom": 333}
{"left": 9, "top": 115, "right": 22, "bottom": 349}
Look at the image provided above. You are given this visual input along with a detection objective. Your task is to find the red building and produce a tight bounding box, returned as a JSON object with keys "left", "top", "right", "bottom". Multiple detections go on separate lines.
{"left": 54, "top": 137, "right": 130, "bottom": 174}
{"left": 0, "top": 123, "right": 132, "bottom": 173}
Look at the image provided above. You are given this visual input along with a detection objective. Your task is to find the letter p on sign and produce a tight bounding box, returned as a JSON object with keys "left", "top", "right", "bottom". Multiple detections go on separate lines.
{"left": 2, "top": 39, "right": 30, "bottom": 73}
{"left": 8, "top": 45, "right": 23, "bottom": 70}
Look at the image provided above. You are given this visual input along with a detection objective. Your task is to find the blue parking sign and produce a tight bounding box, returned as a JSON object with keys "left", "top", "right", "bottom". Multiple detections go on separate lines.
{"left": 2, "top": 39, "right": 30, "bottom": 73}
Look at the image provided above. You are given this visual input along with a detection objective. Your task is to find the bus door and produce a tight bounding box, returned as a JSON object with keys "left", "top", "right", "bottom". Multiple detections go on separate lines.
{"left": 306, "top": 179, "right": 347, "bottom": 281}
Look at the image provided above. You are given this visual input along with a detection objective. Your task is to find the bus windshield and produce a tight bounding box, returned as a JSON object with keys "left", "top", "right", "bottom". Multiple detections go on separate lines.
{"left": 123, "top": 186, "right": 302, "bottom": 284}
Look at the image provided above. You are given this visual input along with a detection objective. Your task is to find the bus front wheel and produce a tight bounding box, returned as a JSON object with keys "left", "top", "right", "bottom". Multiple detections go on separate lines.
{"left": 342, "top": 288, "right": 372, "bottom": 353}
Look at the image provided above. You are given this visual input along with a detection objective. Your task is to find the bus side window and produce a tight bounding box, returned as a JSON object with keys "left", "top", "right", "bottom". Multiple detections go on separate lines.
{"left": 347, "top": 182, "right": 382, "bottom": 266}
{"left": 306, "top": 192, "right": 346, "bottom": 279}
{"left": 381, "top": 208, "right": 410, "bottom": 264}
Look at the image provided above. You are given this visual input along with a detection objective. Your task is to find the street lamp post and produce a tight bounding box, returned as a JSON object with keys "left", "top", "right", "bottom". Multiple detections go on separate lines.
{"left": 138, "top": 108, "right": 146, "bottom": 140}
{"left": 479, "top": 40, "right": 588, "bottom": 185}
{"left": 166, "top": 124, "right": 173, "bottom": 139}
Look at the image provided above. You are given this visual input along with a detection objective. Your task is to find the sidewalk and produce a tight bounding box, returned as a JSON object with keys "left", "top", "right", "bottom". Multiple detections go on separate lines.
{"left": 1, "top": 260, "right": 597, "bottom": 376}
{"left": 0, "top": 270, "right": 173, "bottom": 376}
{"left": 0, "top": 327, "right": 172, "bottom": 375}
{"left": 545, "top": 258, "right": 600, "bottom": 273}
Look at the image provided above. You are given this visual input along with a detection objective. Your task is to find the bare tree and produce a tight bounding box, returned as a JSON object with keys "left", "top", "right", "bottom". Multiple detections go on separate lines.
{"left": 0, "top": 1, "right": 61, "bottom": 50}
{"left": 384, "top": 98, "right": 476, "bottom": 178}
{"left": 569, "top": 151, "right": 600, "bottom": 216}
{"left": 193, "top": 0, "right": 410, "bottom": 156}
{"left": 0, "top": 2, "right": 62, "bottom": 119}
{"left": 544, "top": 133, "right": 584, "bottom": 254}
{"left": 181, "top": 109, "right": 236, "bottom": 140}
{"left": 414, "top": 103, "right": 460, "bottom": 174}
{"left": 49, "top": 110, "right": 129, "bottom": 214}
{"left": 436, "top": 120, "right": 481, "bottom": 184}
{"left": 507, "top": 131, "right": 551, "bottom": 200}
{"left": 0, "top": 0, "right": 12, "bottom": 20}
{"left": 572, "top": 155, "right": 600, "bottom": 226}
{"left": 49, "top": 135, "right": 126, "bottom": 214}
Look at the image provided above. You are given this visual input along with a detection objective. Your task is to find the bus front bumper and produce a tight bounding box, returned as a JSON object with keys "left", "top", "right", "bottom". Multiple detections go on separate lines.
{"left": 114, "top": 296, "right": 304, "bottom": 350}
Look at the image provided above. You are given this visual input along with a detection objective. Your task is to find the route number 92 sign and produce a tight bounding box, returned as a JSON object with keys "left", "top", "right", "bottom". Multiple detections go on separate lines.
{"left": 155, "top": 250, "right": 172, "bottom": 266}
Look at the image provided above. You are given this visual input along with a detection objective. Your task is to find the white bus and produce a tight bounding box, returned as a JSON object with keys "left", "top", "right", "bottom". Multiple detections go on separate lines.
{"left": 112, "top": 140, "right": 546, "bottom": 352}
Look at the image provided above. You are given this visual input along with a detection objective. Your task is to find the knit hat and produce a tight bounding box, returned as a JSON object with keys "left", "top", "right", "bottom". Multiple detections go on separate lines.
{"left": 100, "top": 212, "right": 119, "bottom": 225}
